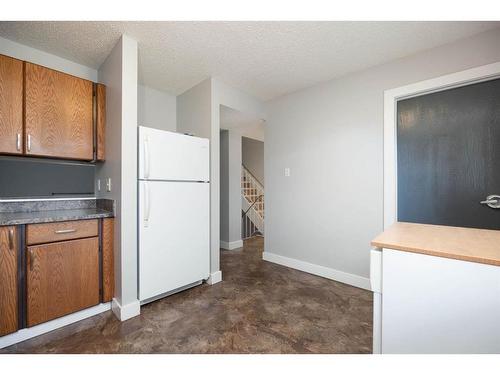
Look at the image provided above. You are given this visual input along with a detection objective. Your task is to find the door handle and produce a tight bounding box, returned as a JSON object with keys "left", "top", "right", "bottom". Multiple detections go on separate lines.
{"left": 480, "top": 199, "right": 498, "bottom": 204}
{"left": 480, "top": 195, "right": 500, "bottom": 209}
{"left": 27, "top": 134, "right": 32, "bottom": 152}
{"left": 144, "top": 136, "right": 150, "bottom": 179}
{"left": 16, "top": 133, "right": 21, "bottom": 151}
{"left": 144, "top": 182, "right": 151, "bottom": 227}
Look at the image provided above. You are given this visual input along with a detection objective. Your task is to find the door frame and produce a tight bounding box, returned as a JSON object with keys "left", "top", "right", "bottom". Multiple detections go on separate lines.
{"left": 383, "top": 62, "right": 500, "bottom": 229}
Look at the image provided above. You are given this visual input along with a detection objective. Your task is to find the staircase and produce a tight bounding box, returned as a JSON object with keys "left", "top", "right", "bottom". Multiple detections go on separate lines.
{"left": 241, "top": 165, "right": 264, "bottom": 238}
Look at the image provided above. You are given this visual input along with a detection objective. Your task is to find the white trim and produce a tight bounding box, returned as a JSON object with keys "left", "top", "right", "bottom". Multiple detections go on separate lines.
{"left": 384, "top": 61, "right": 500, "bottom": 229}
{"left": 0, "top": 303, "right": 111, "bottom": 349}
{"left": 111, "top": 298, "right": 140, "bottom": 321}
{"left": 220, "top": 240, "right": 243, "bottom": 250}
{"left": 372, "top": 292, "right": 382, "bottom": 354}
{"left": 206, "top": 270, "right": 222, "bottom": 285}
{"left": 262, "top": 251, "right": 371, "bottom": 291}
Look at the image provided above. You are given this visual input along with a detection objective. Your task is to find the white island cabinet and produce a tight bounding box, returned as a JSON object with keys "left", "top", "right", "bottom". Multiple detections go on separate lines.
{"left": 370, "top": 222, "right": 500, "bottom": 354}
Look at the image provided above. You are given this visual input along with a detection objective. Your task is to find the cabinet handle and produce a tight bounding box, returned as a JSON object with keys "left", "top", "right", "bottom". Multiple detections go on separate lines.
{"left": 29, "top": 249, "right": 35, "bottom": 271}
{"left": 54, "top": 229, "right": 76, "bottom": 234}
{"left": 8, "top": 228, "right": 14, "bottom": 250}
{"left": 27, "top": 134, "right": 31, "bottom": 152}
{"left": 16, "top": 133, "right": 21, "bottom": 151}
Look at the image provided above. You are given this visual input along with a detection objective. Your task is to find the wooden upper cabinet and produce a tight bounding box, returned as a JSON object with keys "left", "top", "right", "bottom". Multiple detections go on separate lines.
{"left": 24, "top": 62, "right": 94, "bottom": 160}
{"left": 96, "top": 83, "right": 106, "bottom": 161}
{"left": 0, "top": 55, "right": 23, "bottom": 155}
{"left": 0, "top": 226, "right": 18, "bottom": 337}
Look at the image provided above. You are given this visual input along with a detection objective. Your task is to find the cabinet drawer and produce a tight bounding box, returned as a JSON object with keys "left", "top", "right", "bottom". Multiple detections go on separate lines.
{"left": 27, "top": 237, "right": 99, "bottom": 327}
{"left": 27, "top": 219, "right": 98, "bottom": 245}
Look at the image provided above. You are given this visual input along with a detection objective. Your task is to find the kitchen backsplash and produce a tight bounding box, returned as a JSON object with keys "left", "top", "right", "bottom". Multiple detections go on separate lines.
{"left": 0, "top": 156, "right": 95, "bottom": 199}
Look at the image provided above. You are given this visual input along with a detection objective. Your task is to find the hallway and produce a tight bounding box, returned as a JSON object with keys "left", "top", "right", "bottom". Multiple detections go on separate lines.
{"left": 2, "top": 237, "right": 372, "bottom": 354}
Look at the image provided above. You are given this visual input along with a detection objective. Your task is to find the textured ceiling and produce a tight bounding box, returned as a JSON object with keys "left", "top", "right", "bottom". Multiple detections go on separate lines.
{"left": 0, "top": 21, "right": 498, "bottom": 100}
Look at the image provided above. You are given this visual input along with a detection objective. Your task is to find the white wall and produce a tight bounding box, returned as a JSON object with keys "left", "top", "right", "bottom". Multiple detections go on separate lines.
{"left": 0, "top": 35, "right": 97, "bottom": 82}
{"left": 137, "top": 84, "right": 176, "bottom": 131}
{"left": 97, "top": 35, "right": 139, "bottom": 319}
{"left": 265, "top": 27, "right": 500, "bottom": 285}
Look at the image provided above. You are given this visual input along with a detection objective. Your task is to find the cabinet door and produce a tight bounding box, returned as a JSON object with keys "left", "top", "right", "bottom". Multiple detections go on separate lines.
{"left": 24, "top": 62, "right": 94, "bottom": 160}
{"left": 27, "top": 237, "right": 99, "bottom": 327}
{"left": 0, "top": 226, "right": 18, "bottom": 336}
{"left": 101, "top": 218, "right": 114, "bottom": 302}
{"left": 96, "top": 83, "right": 106, "bottom": 161}
{"left": 0, "top": 55, "right": 23, "bottom": 155}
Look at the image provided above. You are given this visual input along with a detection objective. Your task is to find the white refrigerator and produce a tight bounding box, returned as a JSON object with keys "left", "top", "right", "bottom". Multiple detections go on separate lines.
{"left": 138, "top": 126, "right": 210, "bottom": 303}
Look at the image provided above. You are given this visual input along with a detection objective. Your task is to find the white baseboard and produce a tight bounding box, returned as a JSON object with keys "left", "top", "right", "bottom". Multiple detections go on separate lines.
{"left": 111, "top": 298, "right": 141, "bottom": 321}
{"left": 262, "top": 252, "right": 371, "bottom": 291}
{"left": 0, "top": 303, "right": 111, "bottom": 349}
{"left": 206, "top": 270, "right": 222, "bottom": 285}
{"left": 220, "top": 240, "right": 244, "bottom": 250}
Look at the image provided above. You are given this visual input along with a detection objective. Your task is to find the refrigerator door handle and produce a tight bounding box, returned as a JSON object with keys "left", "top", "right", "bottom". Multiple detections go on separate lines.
{"left": 144, "top": 182, "right": 151, "bottom": 227}
{"left": 144, "top": 136, "right": 150, "bottom": 179}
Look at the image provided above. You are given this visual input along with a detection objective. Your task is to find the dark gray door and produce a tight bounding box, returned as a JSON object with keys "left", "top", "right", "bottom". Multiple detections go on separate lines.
{"left": 397, "top": 78, "right": 500, "bottom": 230}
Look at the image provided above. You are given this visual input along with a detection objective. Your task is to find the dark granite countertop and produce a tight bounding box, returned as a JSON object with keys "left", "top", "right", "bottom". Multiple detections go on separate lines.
{"left": 0, "top": 208, "right": 113, "bottom": 226}
{"left": 0, "top": 198, "right": 115, "bottom": 226}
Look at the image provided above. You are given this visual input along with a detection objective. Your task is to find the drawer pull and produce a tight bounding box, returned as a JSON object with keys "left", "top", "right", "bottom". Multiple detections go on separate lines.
{"left": 54, "top": 229, "right": 77, "bottom": 234}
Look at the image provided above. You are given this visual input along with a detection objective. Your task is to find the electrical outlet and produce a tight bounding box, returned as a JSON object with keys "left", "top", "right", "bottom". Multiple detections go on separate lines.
{"left": 106, "top": 178, "right": 112, "bottom": 192}
{"left": 284, "top": 168, "right": 290, "bottom": 177}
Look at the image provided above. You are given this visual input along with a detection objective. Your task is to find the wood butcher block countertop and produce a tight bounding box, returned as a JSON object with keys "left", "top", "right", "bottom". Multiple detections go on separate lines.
{"left": 371, "top": 222, "right": 500, "bottom": 267}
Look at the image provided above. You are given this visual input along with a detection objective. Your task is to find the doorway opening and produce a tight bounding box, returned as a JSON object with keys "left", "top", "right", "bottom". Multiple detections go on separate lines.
{"left": 219, "top": 105, "right": 265, "bottom": 251}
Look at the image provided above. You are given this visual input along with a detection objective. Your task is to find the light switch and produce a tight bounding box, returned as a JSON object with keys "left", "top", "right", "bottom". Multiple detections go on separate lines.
{"left": 284, "top": 168, "right": 290, "bottom": 177}
{"left": 106, "top": 178, "right": 112, "bottom": 192}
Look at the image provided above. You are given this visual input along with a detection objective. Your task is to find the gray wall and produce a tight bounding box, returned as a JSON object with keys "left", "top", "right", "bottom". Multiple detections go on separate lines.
{"left": 97, "top": 35, "right": 139, "bottom": 315}
{"left": 178, "top": 79, "right": 266, "bottom": 278}
{"left": 177, "top": 79, "right": 219, "bottom": 274}
{"left": 137, "top": 84, "right": 176, "bottom": 131}
{"left": 220, "top": 130, "right": 229, "bottom": 243}
{"left": 242, "top": 136, "right": 264, "bottom": 185}
{"left": 219, "top": 130, "right": 243, "bottom": 244}
{"left": 265, "top": 28, "right": 500, "bottom": 281}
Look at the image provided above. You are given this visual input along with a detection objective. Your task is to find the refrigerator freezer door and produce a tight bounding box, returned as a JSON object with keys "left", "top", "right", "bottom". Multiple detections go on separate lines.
{"left": 139, "top": 126, "right": 209, "bottom": 181}
{"left": 139, "top": 180, "right": 210, "bottom": 302}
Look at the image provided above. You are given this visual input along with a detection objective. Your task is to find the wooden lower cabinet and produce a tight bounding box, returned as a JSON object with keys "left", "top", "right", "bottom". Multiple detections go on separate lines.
{"left": 0, "top": 226, "right": 18, "bottom": 337}
{"left": 26, "top": 237, "right": 100, "bottom": 327}
{"left": 101, "top": 218, "right": 115, "bottom": 302}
